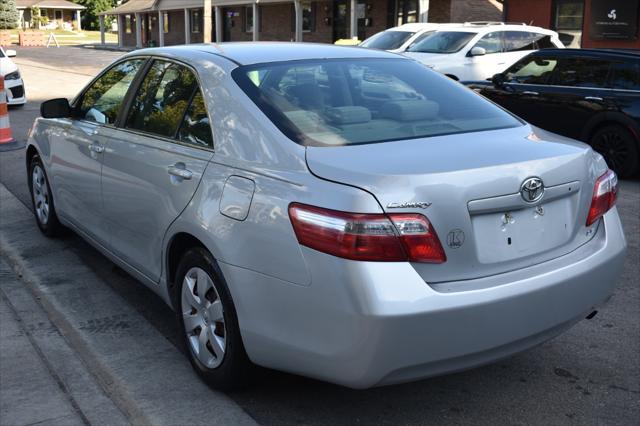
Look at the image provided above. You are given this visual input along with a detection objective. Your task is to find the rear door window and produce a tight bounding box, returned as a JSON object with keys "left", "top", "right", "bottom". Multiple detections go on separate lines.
{"left": 550, "top": 57, "right": 611, "bottom": 88}
{"left": 79, "top": 59, "right": 144, "bottom": 125}
{"left": 124, "top": 60, "right": 213, "bottom": 147}
{"left": 125, "top": 60, "right": 198, "bottom": 138}
{"left": 608, "top": 61, "right": 640, "bottom": 91}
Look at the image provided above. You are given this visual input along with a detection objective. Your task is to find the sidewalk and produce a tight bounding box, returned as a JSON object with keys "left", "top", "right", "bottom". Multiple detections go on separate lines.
{"left": 0, "top": 258, "right": 127, "bottom": 426}
{"left": 0, "top": 184, "right": 256, "bottom": 426}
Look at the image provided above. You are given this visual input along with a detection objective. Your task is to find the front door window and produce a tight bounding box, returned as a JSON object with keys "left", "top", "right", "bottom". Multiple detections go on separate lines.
{"left": 78, "top": 59, "right": 145, "bottom": 125}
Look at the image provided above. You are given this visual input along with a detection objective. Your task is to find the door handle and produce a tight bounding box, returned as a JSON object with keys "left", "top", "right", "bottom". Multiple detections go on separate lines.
{"left": 584, "top": 96, "right": 603, "bottom": 102}
{"left": 522, "top": 91, "right": 539, "bottom": 96}
{"left": 88, "top": 143, "right": 104, "bottom": 153}
{"left": 168, "top": 165, "right": 193, "bottom": 180}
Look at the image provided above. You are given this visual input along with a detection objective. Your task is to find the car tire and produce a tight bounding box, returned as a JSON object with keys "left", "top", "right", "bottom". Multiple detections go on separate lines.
{"left": 590, "top": 124, "right": 639, "bottom": 178}
{"left": 28, "top": 154, "right": 64, "bottom": 237}
{"left": 174, "top": 247, "right": 253, "bottom": 391}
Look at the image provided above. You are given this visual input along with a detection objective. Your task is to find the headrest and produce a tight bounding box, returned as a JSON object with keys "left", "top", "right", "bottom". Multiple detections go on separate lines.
{"left": 380, "top": 100, "right": 439, "bottom": 121}
{"left": 325, "top": 106, "right": 372, "bottom": 125}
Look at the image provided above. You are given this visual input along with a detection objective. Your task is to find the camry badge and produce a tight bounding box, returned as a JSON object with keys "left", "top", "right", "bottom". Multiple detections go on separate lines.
{"left": 387, "top": 201, "right": 432, "bottom": 209}
{"left": 520, "top": 177, "right": 544, "bottom": 203}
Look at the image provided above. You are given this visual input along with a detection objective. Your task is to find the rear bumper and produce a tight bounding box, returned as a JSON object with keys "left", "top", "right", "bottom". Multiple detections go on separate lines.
{"left": 222, "top": 209, "right": 626, "bottom": 389}
{"left": 4, "top": 78, "right": 26, "bottom": 105}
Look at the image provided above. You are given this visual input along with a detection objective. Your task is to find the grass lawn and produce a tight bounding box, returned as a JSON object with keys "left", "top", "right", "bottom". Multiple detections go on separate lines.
{"left": 6, "top": 29, "right": 118, "bottom": 45}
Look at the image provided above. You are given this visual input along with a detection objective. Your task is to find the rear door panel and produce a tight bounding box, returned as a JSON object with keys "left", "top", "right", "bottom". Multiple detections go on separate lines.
{"left": 101, "top": 129, "right": 212, "bottom": 281}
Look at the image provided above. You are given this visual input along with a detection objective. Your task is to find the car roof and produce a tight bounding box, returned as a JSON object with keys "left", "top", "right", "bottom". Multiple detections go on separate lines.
{"left": 530, "top": 48, "right": 640, "bottom": 59}
{"left": 134, "top": 42, "right": 402, "bottom": 66}
{"left": 433, "top": 24, "right": 556, "bottom": 34}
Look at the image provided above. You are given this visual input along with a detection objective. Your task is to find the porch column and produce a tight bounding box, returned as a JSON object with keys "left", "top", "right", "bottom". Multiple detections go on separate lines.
{"left": 135, "top": 12, "right": 142, "bottom": 48}
{"left": 418, "top": 0, "right": 429, "bottom": 22}
{"left": 158, "top": 10, "right": 165, "bottom": 46}
{"left": 349, "top": 0, "right": 357, "bottom": 39}
{"left": 117, "top": 14, "right": 124, "bottom": 47}
{"left": 252, "top": 3, "right": 259, "bottom": 41}
{"left": 99, "top": 15, "right": 105, "bottom": 44}
{"left": 294, "top": 0, "right": 303, "bottom": 42}
{"left": 215, "top": 6, "right": 223, "bottom": 42}
{"left": 203, "top": 0, "right": 212, "bottom": 43}
{"left": 184, "top": 9, "right": 191, "bottom": 44}
{"left": 76, "top": 10, "right": 82, "bottom": 30}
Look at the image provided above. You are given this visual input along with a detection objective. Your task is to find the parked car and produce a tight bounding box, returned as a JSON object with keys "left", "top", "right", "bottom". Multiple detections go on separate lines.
{"left": 359, "top": 22, "right": 459, "bottom": 53}
{"left": 403, "top": 22, "right": 564, "bottom": 81}
{"left": 27, "top": 43, "right": 626, "bottom": 390}
{"left": 467, "top": 48, "right": 640, "bottom": 177}
{"left": 0, "top": 46, "right": 26, "bottom": 106}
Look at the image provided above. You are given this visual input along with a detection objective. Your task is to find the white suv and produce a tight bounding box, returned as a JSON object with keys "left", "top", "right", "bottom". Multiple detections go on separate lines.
{"left": 403, "top": 23, "right": 564, "bottom": 81}
{"left": 359, "top": 23, "right": 460, "bottom": 53}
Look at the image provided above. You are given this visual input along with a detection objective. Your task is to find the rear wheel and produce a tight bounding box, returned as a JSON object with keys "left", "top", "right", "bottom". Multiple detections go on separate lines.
{"left": 174, "top": 248, "right": 252, "bottom": 390}
{"left": 28, "top": 155, "right": 64, "bottom": 237}
{"left": 590, "top": 124, "right": 639, "bottom": 178}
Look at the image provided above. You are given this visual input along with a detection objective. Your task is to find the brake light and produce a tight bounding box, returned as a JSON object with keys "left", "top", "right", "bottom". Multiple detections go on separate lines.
{"left": 586, "top": 169, "right": 618, "bottom": 226}
{"left": 288, "top": 203, "right": 446, "bottom": 263}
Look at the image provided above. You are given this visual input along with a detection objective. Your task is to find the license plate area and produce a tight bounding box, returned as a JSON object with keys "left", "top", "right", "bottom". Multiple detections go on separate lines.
{"left": 472, "top": 197, "right": 575, "bottom": 264}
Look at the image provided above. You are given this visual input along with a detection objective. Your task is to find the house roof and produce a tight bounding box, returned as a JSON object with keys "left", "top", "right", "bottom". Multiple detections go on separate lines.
{"left": 99, "top": 0, "right": 158, "bottom": 15}
{"left": 16, "top": 0, "right": 86, "bottom": 10}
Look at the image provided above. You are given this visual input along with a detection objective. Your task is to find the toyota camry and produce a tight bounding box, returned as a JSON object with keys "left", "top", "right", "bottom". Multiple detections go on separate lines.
{"left": 26, "top": 43, "right": 626, "bottom": 390}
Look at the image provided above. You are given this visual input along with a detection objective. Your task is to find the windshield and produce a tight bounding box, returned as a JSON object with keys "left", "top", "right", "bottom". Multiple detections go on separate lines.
{"left": 407, "top": 31, "right": 475, "bottom": 53}
{"left": 360, "top": 31, "right": 415, "bottom": 50}
{"left": 232, "top": 58, "right": 521, "bottom": 147}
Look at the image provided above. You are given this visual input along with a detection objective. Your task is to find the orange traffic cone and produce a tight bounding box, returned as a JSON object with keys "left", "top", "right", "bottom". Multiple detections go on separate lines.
{"left": 0, "top": 75, "right": 15, "bottom": 145}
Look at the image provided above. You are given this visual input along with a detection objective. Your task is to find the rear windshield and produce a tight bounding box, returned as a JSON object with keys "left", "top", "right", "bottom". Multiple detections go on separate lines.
{"left": 360, "top": 31, "right": 415, "bottom": 50}
{"left": 232, "top": 58, "right": 521, "bottom": 147}
{"left": 407, "top": 31, "right": 475, "bottom": 53}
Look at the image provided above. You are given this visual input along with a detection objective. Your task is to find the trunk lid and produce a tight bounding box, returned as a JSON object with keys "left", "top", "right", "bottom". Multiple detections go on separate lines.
{"left": 305, "top": 125, "right": 600, "bottom": 283}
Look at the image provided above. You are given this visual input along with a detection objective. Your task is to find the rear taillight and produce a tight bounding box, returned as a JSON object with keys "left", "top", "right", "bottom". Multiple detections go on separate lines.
{"left": 288, "top": 203, "right": 446, "bottom": 263}
{"left": 586, "top": 169, "right": 618, "bottom": 226}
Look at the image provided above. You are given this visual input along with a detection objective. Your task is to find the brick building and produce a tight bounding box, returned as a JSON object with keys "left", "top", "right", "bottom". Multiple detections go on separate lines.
{"left": 504, "top": 0, "right": 639, "bottom": 48}
{"left": 100, "top": 0, "right": 504, "bottom": 48}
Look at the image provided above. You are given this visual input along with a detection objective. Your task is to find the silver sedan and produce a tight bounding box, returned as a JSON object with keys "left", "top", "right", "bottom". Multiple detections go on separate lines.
{"left": 26, "top": 43, "right": 627, "bottom": 390}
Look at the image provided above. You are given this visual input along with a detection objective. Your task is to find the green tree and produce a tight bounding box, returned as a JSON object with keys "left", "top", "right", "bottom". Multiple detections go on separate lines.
{"left": 0, "top": 0, "right": 20, "bottom": 30}
{"left": 75, "top": 0, "right": 119, "bottom": 31}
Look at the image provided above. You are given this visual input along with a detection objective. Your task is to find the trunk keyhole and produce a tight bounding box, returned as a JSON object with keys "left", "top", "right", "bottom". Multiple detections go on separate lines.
{"left": 507, "top": 237, "right": 512, "bottom": 245}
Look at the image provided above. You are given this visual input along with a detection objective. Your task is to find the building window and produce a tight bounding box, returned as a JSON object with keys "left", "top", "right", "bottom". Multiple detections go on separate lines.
{"left": 191, "top": 9, "right": 201, "bottom": 33}
{"left": 125, "top": 15, "right": 132, "bottom": 33}
{"left": 163, "top": 12, "right": 169, "bottom": 33}
{"left": 554, "top": 0, "right": 584, "bottom": 30}
{"left": 245, "top": 6, "right": 254, "bottom": 33}
{"left": 395, "top": 0, "right": 418, "bottom": 26}
{"left": 553, "top": 0, "right": 584, "bottom": 47}
{"left": 291, "top": 1, "right": 315, "bottom": 33}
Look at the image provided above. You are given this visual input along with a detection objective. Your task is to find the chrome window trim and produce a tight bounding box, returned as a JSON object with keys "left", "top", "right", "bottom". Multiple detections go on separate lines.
{"left": 506, "top": 82, "right": 640, "bottom": 93}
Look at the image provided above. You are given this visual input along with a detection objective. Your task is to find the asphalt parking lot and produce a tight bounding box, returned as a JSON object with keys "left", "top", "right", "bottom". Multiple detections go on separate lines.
{"left": 1, "top": 46, "right": 639, "bottom": 425}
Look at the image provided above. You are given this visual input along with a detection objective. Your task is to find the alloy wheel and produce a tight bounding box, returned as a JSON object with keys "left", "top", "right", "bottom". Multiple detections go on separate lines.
{"left": 32, "top": 165, "right": 50, "bottom": 225}
{"left": 591, "top": 129, "right": 628, "bottom": 173}
{"left": 181, "top": 267, "right": 226, "bottom": 369}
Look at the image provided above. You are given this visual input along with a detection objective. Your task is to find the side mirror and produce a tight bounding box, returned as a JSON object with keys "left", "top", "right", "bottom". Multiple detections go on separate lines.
{"left": 41, "top": 98, "right": 71, "bottom": 119}
{"left": 5, "top": 49, "right": 17, "bottom": 58}
{"left": 470, "top": 46, "right": 486, "bottom": 57}
{"left": 491, "top": 73, "right": 505, "bottom": 87}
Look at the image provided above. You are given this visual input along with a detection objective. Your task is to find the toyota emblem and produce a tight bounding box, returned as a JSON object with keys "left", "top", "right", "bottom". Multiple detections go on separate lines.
{"left": 520, "top": 177, "right": 544, "bottom": 203}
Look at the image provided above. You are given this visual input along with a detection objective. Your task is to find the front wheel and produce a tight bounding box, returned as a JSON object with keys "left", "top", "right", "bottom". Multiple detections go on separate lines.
{"left": 28, "top": 155, "right": 64, "bottom": 237}
{"left": 174, "top": 248, "right": 253, "bottom": 390}
{"left": 590, "top": 124, "right": 639, "bottom": 178}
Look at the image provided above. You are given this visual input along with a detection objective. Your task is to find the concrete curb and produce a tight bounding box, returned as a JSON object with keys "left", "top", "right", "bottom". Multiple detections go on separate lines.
{"left": 0, "top": 184, "right": 257, "bottom": 426}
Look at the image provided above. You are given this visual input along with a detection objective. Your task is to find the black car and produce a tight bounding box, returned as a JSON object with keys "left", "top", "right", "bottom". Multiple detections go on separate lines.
{"left": 467, "top": 48, "right": 640, "bottom": 177}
